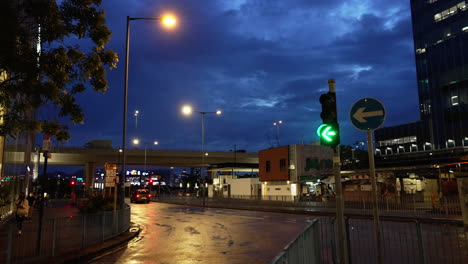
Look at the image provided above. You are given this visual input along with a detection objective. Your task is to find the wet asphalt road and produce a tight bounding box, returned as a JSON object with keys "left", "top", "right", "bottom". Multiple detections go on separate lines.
{"left": 89, "top": 201, "right": 319, "bottom": 264}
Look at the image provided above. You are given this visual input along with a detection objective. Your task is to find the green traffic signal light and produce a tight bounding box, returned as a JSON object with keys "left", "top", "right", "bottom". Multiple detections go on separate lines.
{"left": 317, "top": 124, "right": 339, "bottom": 146}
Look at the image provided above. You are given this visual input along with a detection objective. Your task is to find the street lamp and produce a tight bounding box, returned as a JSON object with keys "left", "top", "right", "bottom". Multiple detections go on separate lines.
{"left": 120, "top": 14, "right": 177, "bottom": 208}
{"left": 133, "top": 139, "right": 159, "bottom": 171}
{"left": 134, "top": 110, "right": 139, "bottom": 133}
{"left": 181, "top": 105, "right": 222, "bottom": 204}
{"left": 273, "top": 120, "right": 283, "bottom": 147}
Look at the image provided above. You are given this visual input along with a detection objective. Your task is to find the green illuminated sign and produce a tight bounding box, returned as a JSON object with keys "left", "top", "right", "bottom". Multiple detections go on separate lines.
{"left": 317, "top": 124, "right": 337, "bottom": 141}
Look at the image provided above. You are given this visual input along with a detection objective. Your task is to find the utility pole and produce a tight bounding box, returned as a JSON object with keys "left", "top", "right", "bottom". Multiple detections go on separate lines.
{"left": 318, "top": 79, "right": 346, "bottom": 263}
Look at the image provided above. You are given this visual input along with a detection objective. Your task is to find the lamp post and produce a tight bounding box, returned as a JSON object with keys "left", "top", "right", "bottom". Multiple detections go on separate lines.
{"left": 181, "top": 105, "right": 222, "bottom": 205}
{"left": 273, "top": 120, "right": 283, "bottom": 147}
{"left": 134, "top": 110, "right": 139, "bottom": 134}
{"left": 133, "top": 138, "right": 158, "bottom": 184}
{"left": 121, "top": 14, "right": 177, "bottom": 208}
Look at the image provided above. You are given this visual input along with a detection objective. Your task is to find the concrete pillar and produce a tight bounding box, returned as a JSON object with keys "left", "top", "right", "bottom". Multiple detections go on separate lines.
{"left": 85, "top": 162, "right": 96, "bottom": 195}
{"left": 455, "top": 173, "right": 468, "bottom": 246}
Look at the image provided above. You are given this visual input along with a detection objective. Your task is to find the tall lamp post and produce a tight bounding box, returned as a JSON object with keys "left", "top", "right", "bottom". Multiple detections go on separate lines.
{"left": 134, "top": 110, "right": 139, "bottom": 134}
{"left": 273, "top": 120, "right": 283, "bottom": 147}
{"left": 132, "top": 138, "right": 159, "bottom": 172}
{"left": 120, "top": 15, "right": 176, "bottom": 208}
{"left": 181, "top": 105, "right": 222, "bottom": 205}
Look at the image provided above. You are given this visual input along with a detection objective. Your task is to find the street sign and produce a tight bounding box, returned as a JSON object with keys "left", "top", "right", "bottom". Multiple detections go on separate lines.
{"left": 350, "top": 98, "right": 386, "bottom": 131}
{"left": 105, "top": 163, "right": 118, "bottom": 187}
{"left": 42, "top": 135, "right": 52, "bottom": 151}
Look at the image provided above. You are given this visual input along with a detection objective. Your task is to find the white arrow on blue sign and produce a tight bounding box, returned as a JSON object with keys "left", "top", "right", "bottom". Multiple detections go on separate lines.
{"left": 350, "top": 98, "right": 386, "bottom": 131}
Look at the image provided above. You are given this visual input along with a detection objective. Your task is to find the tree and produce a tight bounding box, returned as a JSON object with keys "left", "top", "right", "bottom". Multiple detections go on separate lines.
{"left": 0, "top": 0, "right": 118, "bottom": 141}
{"left": 340, "top": 145, "right": 369, "bottom": 170}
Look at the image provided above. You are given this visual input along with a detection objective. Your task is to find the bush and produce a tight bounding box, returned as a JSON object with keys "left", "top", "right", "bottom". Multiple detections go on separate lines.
{"left": 78, "top": 195, "right": 117, "bottom": 214}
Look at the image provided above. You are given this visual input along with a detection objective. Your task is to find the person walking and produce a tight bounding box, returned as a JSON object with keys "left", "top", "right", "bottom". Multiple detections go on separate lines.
{"left": 16, "top": 192, "right": 29, "bottom": 235}
{"left": 26, "top": 192, "right": 36, "bottom": 219}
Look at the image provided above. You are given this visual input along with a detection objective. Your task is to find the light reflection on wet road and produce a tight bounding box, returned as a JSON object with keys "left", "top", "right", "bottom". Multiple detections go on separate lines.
{"left": 89, "top": 201, "right": 320, "bottom": 264}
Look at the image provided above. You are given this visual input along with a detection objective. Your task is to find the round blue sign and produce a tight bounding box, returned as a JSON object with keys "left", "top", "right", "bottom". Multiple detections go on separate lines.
{"left": 350, "top": 98, "right": 386, "bottom": 131}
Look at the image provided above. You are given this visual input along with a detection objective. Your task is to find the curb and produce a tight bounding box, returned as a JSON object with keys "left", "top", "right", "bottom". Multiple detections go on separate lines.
{"left": 37, "top": 222, "right": 141, "bottom": 264}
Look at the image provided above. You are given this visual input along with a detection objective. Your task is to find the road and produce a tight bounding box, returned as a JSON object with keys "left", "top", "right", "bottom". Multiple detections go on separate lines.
{"left": 89, "top": 201, "right": 319, "bottom": 264}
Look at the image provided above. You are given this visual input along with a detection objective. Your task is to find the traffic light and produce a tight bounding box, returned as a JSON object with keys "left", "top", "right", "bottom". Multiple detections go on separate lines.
{"left": 70, "top": 180, "right": 76, "bottom": 186}
{"left": 319, "top": 92, "right": 340, "bottom": 147}
{"left": 149, "top": 179, "right": 153, "bottom": 185}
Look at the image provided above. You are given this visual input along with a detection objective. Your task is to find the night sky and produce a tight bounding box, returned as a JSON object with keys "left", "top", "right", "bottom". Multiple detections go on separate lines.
{"left": 60, "top": 0, "right": 420, "bottom": 152}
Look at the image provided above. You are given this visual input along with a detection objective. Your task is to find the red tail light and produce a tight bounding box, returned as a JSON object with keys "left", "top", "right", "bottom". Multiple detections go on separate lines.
{"left": 148, "top": 194, "right": 152, "bottom": 197}
{"left": 136, "top": 194, "right": 140, "bottom": 198}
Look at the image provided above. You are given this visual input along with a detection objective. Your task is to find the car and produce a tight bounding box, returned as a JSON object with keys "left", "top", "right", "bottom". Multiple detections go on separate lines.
{"left": 130, "top": 189, "right": 152, "bottom": 203}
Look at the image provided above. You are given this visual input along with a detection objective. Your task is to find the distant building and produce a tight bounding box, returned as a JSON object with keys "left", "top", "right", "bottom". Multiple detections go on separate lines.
{"left": 376, "top": 0, "right": 468, "bottom": 153}
{"left": 259, "top": 145, "right": 333, "bottom": 198}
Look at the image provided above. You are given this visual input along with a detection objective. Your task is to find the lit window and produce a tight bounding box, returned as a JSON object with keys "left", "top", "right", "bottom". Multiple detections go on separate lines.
{"left": 451, "top": 95, "right": 459, "bottom": 106}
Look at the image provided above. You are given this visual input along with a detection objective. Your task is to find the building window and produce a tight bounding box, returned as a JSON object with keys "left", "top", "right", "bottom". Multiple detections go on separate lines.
{"left": 279, "top": 159, "right": 286, "bottom": 171}
{"left": 266, "top": 160, "right": 271, "bottom": 172}
{"left": 434, "top": 1, "right": 467, "bottom": 22}
{"left": 451, "top": 96, "right": 459, "bottom": 106}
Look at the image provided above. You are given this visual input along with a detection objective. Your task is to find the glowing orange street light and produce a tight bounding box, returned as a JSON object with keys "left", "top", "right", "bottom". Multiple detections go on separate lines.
{"left": 121, "top": 14, "right": 178, "bottom": 208}
{"left": 162, "top": 15, "right": 177, "bottom": 28}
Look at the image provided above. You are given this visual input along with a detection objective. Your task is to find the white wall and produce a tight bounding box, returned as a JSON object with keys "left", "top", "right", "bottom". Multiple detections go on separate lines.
{"left": 226, "top": 177, "right": 260, "bottom": 196}
{"left": 262, "top": 184, "right": 297, "bottom": 196}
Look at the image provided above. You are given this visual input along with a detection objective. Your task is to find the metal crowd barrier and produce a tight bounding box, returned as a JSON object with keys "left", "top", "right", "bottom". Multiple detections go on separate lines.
{"left": 0, "top": 207, "right": 131, "bottom": 264}
{"left": 269, "top": 219, "right": 321, "bottom": 264}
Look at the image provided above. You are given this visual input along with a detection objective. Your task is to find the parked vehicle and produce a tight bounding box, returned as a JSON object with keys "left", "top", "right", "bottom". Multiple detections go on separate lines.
{"left": 130, "top": 189, "right": 151, "bottom": 203}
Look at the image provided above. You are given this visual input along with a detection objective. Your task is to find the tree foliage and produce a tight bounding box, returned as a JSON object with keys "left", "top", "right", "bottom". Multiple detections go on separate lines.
{"left": 0, "top": 0, "right": 118, "bottom": 141}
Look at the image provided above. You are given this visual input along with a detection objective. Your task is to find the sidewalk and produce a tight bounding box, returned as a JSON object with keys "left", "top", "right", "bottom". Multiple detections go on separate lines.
{"left": 0, "top": 199, "right": 139, "bottom": 264}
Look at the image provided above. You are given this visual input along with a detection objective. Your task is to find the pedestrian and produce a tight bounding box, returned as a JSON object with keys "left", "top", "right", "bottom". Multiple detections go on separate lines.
{"left": 16, "top": 192, "right": 29, "bottom": 235}
{"left": 26, "top": 192, "right": 36, "bottom": 219}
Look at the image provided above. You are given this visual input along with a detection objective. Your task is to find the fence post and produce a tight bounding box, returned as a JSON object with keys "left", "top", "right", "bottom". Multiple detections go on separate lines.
{"left": 413, "top": 196, "right": 416, "bottom": 216}
{"left": 443, "top": 197, "right": 449, "bottom": 218}
{"left": 416, "top": 221, "right": 425, "bottom": 264}
{"left": 362, "top": 197, "right": 366, "bottom": 210}
{"left": 102, "top": 213, "right": 105, "bottom": 242}
{"left": 345, "top": 217, "right": 353, "bottom": 264}
{"left": 386, "top": 197, "right": 389, "bottom": 212}
{"left": 313, "top": 220, "right": 322, "bottom": 264}
{"left": 6, "top": 223, "right": 13, "bottom": 264}
{"left": 81, "top": 215, "right": 87, "bottom": 249}
{"left": 51, "top": 219, "right": 57, "bottom": 257}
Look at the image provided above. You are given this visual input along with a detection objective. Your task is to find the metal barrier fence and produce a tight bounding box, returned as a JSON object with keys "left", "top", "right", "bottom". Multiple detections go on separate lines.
{"left": 0, "top": 207, "right": 131, "bottom": 264}
{"left": 317, "top": 217, "right": 467, "bottom": 264}
{"left": 158, "top": 194, "right": 461, "bottom": 219}
{"left": 270, "top": 219, "right": 321, "bottom": 264}
{"left": 156, "top": 195, "right": 466, "bottom": 263}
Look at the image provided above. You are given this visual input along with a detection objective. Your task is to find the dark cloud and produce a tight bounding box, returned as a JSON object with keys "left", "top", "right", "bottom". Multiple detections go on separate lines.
{"left": 63, "top": 0, "right": 419, "bottom": 152}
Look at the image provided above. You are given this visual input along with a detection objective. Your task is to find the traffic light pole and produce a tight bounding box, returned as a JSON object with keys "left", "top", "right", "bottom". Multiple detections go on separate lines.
{"left": 327, "top": 79, "right": 346, "bottom": 264}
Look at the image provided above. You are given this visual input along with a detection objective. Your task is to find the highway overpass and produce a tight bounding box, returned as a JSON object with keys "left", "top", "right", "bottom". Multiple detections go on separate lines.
{"left": 3, "top": 146, "right": 258, "bottom": 168}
